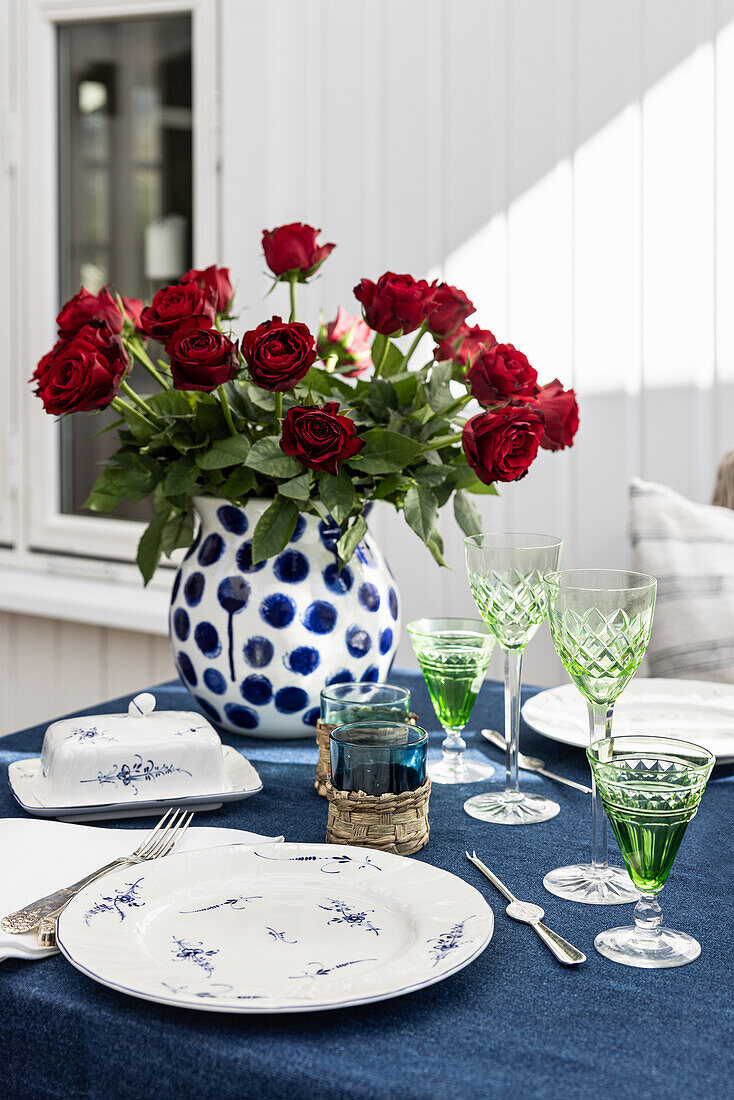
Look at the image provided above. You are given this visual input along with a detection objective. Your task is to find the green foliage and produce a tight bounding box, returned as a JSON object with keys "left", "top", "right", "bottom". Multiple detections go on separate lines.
{"left": 252, "top": 497, "right": 299, "bottom": 564}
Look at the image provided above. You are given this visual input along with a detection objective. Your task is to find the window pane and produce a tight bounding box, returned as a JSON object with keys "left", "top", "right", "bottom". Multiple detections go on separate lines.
{"left": 57, "top": 15, "right": 192, "bottom": 521}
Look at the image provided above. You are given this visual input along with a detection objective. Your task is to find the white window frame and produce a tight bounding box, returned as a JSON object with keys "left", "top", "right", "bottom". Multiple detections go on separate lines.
{"left": 16, "top": 0, "right": 219, "bottom": 571}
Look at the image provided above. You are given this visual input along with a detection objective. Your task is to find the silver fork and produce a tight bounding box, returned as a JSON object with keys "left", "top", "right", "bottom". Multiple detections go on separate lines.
{"left": 35, "top": 808, "right": 194, "bottom": 947}
{"left": 2, "top": 808, "right": 193, "bottom": 941}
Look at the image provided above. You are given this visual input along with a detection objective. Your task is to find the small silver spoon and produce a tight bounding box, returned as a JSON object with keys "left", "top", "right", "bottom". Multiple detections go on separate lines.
{"left": 481, "top": 728, "right": 592, "bottom": 794}
{"left": 466, "top": 851, "right": 586, "bottom": 966}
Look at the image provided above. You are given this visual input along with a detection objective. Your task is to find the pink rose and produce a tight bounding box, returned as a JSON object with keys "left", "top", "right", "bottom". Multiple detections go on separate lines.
{"left": 317, "top": 307, "right": 373, "bottom": 377}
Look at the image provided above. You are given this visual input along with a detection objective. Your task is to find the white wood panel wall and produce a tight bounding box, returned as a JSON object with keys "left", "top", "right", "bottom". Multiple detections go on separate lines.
{"left": 5, "top": 0, "right": 734, "bottom": 732}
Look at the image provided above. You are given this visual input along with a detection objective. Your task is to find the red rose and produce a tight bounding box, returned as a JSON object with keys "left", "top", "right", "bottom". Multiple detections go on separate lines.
{"left": 435, "top": 323, "right": 497, "bottom": 368}
{"left": 262, "top": 223, "right": 335, "bottom": 280}
{"left": 317, "top": 307, "right": 373, "bottom": 377}
{"left": 280, "top": 401, "right": 365, "bottom": 475}
{"left": 165, "top": 324, "right": 239, "bottom": 392}
{"left": 138, "top": 282, "right": 216, "bottom": 341}
{"left": 534, "top": 379, "right": 579, "bottom": 451}
{"left": 180, "top": 264, "right": 233, "bottom": 313}
{"left": 121, "top": 297, "right": 144, "bottom": 328}
{"left": 462, "top": 404, "right": 544, "bottom": 484}
{"left": 467, "top": 343, "right": 539, "bottom": 406}
{"left": 354, "top": 272, "right": 433, "bottom": 336}
{"left": 56, "top": 287, "right": 123, "bottom": 339}
{"left": 32, "top": 324, "right": 128, "bottom": 415}
{"left": 242, "top": 316, "right": 316, "bottom": 392}
{"left": 425, "top": 282, "right": 475, "bottom": 338}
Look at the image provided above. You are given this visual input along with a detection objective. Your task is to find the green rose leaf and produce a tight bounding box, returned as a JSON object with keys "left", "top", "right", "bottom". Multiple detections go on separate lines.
{"left": 337, "top": 514, "right": 368, "bottom": 565}
{"left": 246, "top": 436, "right": 303, "bottom": 478}
{"left": 453, "top": 489, "right": 483, "bottom": 537}
{"left": 319, "top": 469, "right": 356, "bottom": 523}
{"left": 163, "top": 456, "right": 197, "bottom": 498}
{"left": 137, "top": 507, "right": 172, "bottom": 585}
{"left": 348, "top": 428, "right": 424, "bottom": 474}
{"left": 404, "top": 482, "right": 439, "bottom": 545}
{"left": 197, "top": 435, "right": 252, "bottom": 470}
{"left": 160, "top": 509, "right": 195, "bottom": 555}
{"left": 278, "top": 472, "right": 312, "bottom": 501}
{"left": 219, "top": 466, "right": 257, "bottom": 500}
{"left": 252, "top": 496, "right": 299, "bottom": 564}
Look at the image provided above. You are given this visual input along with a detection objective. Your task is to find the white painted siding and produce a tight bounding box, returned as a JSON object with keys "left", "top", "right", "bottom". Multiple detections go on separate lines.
{"left": 4, "top": 0, "right": 734, "bottom": 729}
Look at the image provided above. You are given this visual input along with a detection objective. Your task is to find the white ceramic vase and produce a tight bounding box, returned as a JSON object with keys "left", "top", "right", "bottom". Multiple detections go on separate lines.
{"left": 168, "top": 498, "right": 401, "bottom": 738}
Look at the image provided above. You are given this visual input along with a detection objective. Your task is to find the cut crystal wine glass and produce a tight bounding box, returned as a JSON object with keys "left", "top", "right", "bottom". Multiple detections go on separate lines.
{"left": 464, "top": 533, "right": 563, "bottom": 824}
{"left": 543, "top": 569, "right": 657, "bottom": 903}
{"left": 587, "top": 734, "right": 714, "bottom": 967}
{"left": 407, "top": 617, "right": 496, "bottom": 784}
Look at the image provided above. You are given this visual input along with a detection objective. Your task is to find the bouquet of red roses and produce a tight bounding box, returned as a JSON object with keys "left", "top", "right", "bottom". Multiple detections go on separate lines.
{"left": 32, "top": 222, "right": 578, "bottom": 582}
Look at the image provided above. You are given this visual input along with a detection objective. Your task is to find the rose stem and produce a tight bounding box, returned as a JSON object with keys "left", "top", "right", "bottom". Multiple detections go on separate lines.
{"left": 119, "top": 380, "right": 164, "bottom": 425}
{"left": 400, "top": 320, "right": 429, "bottom": 371}
{"left": 111, "top": 396, "right": 158, "bottom": 432}
{"left": 274, "top": 392, "right": 283, "bottom": 421}
{"left": 288, "top": 274, "right": 297, "bottom": 322}
{"left": 125, "top": 336, "right": 171, "bottom": 389}
{"left": 217, "top": 386, "right": 237, "bottom": 436}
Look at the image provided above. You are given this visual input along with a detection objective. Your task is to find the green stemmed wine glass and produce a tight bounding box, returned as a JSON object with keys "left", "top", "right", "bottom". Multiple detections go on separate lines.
{"left": 464, "top": 533, "right": 563, "bottom": 824}
{"left": 407, "top": 617, "right": 496, "bottom": 784}
{"left": 543, "top": 569, "right": 657, "bottom": 904}
{"left": 587, "top": 735, "right": 714, "bottom": 967}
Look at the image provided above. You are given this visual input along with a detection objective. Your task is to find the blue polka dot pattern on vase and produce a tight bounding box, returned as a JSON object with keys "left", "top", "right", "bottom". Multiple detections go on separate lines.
{"left": 173, "top": 608, "right": 190, "bottom": 642}
{"left": 218, "top": 576, "right": 250, "bottom": 613}
{"left": 356, "top": 543, "right": 375, "bottom": 567}
{"left": 260, "top": 593, "right": 296, "bottom": 629}
{"left": 323, "top": 563, "right": 353, "bottom": 594}
{"left": 204, "top": 668, "right": 227, "bottom": 695}
{"left": 195, "top": 696, "right": 221, "bottom": 724}
{"left": 243, "top": 636, "right": 274, "bottom": 668}
{"left": 224, "top": 703, "right": 259, "bottom": 730}
{"left": 302, "top": 707, "right": 320, "bottom": 727}
{"left": 275, "top": 686, "right": 308, "bottom": 713}
{"left": 290, "top": 515, "right": 306, "bottom": 542}
{"left": 184, "top": 572, "right": 205, "bottom": 607}
{"left": 274, "top": 549, "right": 309, "bottom": 584}
{"left": 361, "top": 664, "right": 379, "bottom": 682}
{"left": 319, "top": 518, "right": 340, "bottom": 552}
{"left": 177, "top": 652, "right": 197, "bottom": 686}
{"left": 379, "top": 627, "right": 393, "bottom": 655}
{"left": 326, "top": 668, "right": 354, "bottom": 685}
{"left": 302, "top": 600, "right": 337, "bottom": 634}
{"left": 240, "top": 674, "right": 273, "bottom": 706}
{"left": 236, "top": 540, "right": 266, "bottom": 574}
{"left": 285, "top": 646, "right": 320, "bottom": 675}
{"left": 346, "top": 624, "right": 371, "bottom": 657}
{"left": 388, "top": 588, "right": 399, "bottom": 620}
{"left": 217, "top": 505, "right": 247, "bottom": 535}
{"left": 199, "top": 533, "right": 225, "bottom": 566}
{"left": 194, "top": 621, "right": 221, "bottom": 658}
{"left": 170, "top": 572, "right": 181, "bottom": 605}
{"left": 358, "top": 582, "right": 380, "bottom": 612}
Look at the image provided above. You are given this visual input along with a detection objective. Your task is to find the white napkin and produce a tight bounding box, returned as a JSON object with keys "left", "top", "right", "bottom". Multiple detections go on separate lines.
{"left": 0, "top": 818, "right": 284, "bottom": 961}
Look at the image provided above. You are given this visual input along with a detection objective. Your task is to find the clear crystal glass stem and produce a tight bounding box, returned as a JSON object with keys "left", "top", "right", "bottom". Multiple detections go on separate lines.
{"left": 633, "top": 893, "right": 663, "bottom": 937}
{"left": 504, "top": 648, "right": 523, "bottom": 796}
{"left": 442, "top": 727, "right": 467, "bottom": 770}
{"left": 588, "top": 700, "right": 614, "bottom": 870}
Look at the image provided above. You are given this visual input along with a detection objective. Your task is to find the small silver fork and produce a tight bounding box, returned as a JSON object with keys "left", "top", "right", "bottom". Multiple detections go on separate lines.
{"left": 32, "top": 808, "right": 194, "bottom": 948}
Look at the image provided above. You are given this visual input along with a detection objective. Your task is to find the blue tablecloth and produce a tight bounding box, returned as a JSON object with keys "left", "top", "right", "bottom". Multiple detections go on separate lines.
{"left": 1, "top": 671, "right": 732, "bottom": 1100}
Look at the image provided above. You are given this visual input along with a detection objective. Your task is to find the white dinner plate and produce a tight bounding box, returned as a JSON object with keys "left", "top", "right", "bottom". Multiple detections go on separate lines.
{"left": 522, "top": 678, "right": 734, "bottom": 762}
{"left": 56, "top": 842, "right": 494, "bottom": 1013}
{"left": 7, "top": 746, "right": 262, "bottom": 821}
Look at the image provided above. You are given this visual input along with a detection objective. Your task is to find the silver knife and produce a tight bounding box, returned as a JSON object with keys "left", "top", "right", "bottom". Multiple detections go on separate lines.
{"left": 466, "top": 851, "right": 586, "bottom": 966}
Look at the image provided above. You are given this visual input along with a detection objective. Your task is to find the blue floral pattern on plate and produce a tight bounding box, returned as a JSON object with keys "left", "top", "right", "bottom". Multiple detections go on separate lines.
{"left": 171, "top": 936, "right": 219, "bottom": 978}
{"left": 319, "top": 899, "right": 380, "bottom": 935}
{"left": 427, "top": 917, "right": 476, "bottom": 968}
{"left": 80, "top": 754, "right": 192, "bottom": 796}
{"left": 84, "top": 878, "right": 145, "bottom": 925}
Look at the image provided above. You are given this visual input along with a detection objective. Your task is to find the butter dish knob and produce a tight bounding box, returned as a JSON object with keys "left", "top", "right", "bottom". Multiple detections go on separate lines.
{"left": 128, "top": 692, "right": 156, "bottom": 718}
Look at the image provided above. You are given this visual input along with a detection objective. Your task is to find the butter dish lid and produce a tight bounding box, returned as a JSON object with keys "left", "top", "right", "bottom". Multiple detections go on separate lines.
{"left": 42, "top": 693, "right": 220, "bottom": 757}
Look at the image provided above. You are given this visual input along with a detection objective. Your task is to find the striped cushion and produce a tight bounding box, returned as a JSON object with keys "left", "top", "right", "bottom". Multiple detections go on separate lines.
{"left": 629, "top": 477, "right": 734, "bottom": 682}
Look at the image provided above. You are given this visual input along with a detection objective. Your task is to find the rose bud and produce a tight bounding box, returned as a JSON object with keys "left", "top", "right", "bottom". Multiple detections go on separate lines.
{"left": 425, "top": 282, "right": 475, "bottom": 338}
{"left": 262, "top": 223, "right": 335, "bottom": 280}
{"left": 180, "top": 264, "right": 234, "bottom": 314}
{"left": 467, "top": 343, "right": 539, "bottom": 406}
{"left": 280, "top": 401, "right": 365, "bottom": 475}
{"left": 32, "top": 325, "right": 129, "bottom": 415}
{"left": 138, "top": 282, "right": 216, "bottom": 341}
{"left": 534, "top": 379, "right": 579, "bottom": 451}
{"left": 56, "top": 286, "right": 124, "bottom": 339}
{"left": 317, "top": 307, "right": 373, "bottom": 377}
{"left": 462, "top": 404, "right": 544, "bottom": 484}
{"left": 242, "top": 316, "right": 316, "bottom": 392}
{"left": 354, "top": 272, "right": 434, "bottom": 337}
{"left": 165, "top": 324, "right": 239, "bottom": 392}
{"left": 121, "top": 296, "right": 144, "bottom": 329}
{"left": 435, "top": 323, "right": 498, "bottom": 370}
